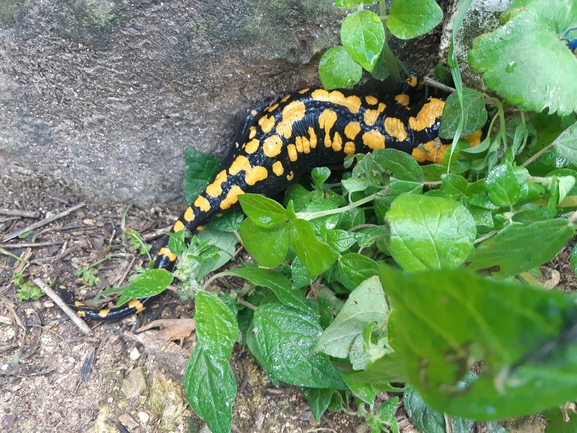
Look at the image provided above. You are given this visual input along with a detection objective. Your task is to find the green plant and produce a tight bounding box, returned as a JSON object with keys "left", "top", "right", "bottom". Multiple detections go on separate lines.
{"left": 108, "top": 0, "right": 577, "bottom": 431}
{"left": 13, "top": 271, "right": 43, "bottom": 301}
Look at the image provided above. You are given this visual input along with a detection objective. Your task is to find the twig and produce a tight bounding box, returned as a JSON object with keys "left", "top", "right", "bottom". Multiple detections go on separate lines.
{"left": 0, "top": 209, "right": 41, "bottom": 218}
{"left": 0, "top": 240, "right": 65, "bottom": 249}
{"left": 33, "top": 279, "right": 93, "bottom": 335}
{"left": 521, "top": 123, "right": 576, "bottom": 168}
{"left": 2, "top": 202, "right": 86, "bottom": 242}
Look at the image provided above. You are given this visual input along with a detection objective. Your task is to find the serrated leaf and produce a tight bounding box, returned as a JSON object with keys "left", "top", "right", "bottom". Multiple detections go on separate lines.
{"left": 194, "top": 292, "right": 238, "bottom": 362}
{"left": 338, "top": 253, "right": 380, "bottom": 290}
{"left": 440, "top": 88, "right": 488, "bottom": 139}
{"left": 387, "top": 0, "right": 443, "bottom": 39}
{"left": 319, "top": 46, "right": 362, "bottom": 89}
{"left": 341, "top": 10, "right": 385, "bottom": 72}
{"left": 317, "top": 276, "right": 388, "bottom": 359}
{"left": 238, "top": 193, "right": 287, "bottom": 228}
{"left": 247, "top": 302, "right": 346, "bottom": 388}
{"left": 224, "top": 267, "right": 309, "bottom": 312}
{"left": 554, "top": 121, "right": 577, "bottom": 165}
{"left": 381, "top": 266, "right": 577, "bottom": 420}
{"left": 183, "top": 346, "right": 236, "bottom": 433}
{"left": 466, "top": 219, "right": 574, "bottom": 278}
{"left": 485, "top": 163, "right": 522, "bottom": 207}
{"left": 404, "top": 385, "right": 473, "bottom": 433}
{"left": 239, "top": 218, "right": 289, "bottom": 267}
{"left": 303, "top": 388, "right": 334, "bottom": 422}
{"left": 468, "top": 1, "right": 577, "bottom": 115}
{"left": 115, "top": 269, "right": 173, "bottom": 307}
{"left": 385, "top": 194, "right": 476, "bottom": 271}
{"left": 183, "top": 148, "right": 222, "bottom": 205}
{"left": 289, "top": 219, "right": 338, "bottom": 275}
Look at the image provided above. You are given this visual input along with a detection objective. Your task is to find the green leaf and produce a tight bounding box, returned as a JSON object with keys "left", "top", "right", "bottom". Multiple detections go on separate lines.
{"left": 247, "top": 302, "right": 346, "bottom": 389}
{"left": 554, "top": 121, "right": 577, "bottom": 166}
{"left": 238, "top": 193, "right": 287, "bottom": 228}
{"left": 319, "top": 46, "right": 362, "bottom": 89}
{"left": 303, "top": 388, "right": 334, "bottom": 422}
{"left": 468, "top": 1, "right": 577, "bottom": 115}
{"left": 381, "top": 266, "right": 577, "bottom": 420}
{"left": 385, "top": 194, "right": 476, "bottom": 271}
{"left": 440, "top": 88, "right": 488, "bottom": 139}
{"left": 346, "top": 351, "right": 408, "bottom": 384}
{"left": 338, "top": 253, "right": 380, "bottom": 291}
{"left": 184, "top": 292, "right": 238, "bottom": 433}
{"left": 183, "top": 347, "right": 236, "bottom": 433}
{"left": 317, "top": 276, "right": 389, "bottom": 359}
{"left": 289, "top": 219, "right": 338, "bottom": 276}
{"left": 466, "top": 219, "right": 575, "bottom": 278}
{"left": 404, "top": 385, "right": 473, "bottom": 433}
{"left": 545, "top": 406, "right": 577, "bottom": 433}
{"left": 341, "top": 10, "right": 385, "bottom": 72}
{"left": 183, "top": 148, "right": 222, "bottom": 205}
{"left": 194, "top": 292, "right": 238, "bottom": 362}
{"left": 440, "top": 173, "right": 469, "bottom": 200}
{"left": 115, "top": 269, "right": 173, "bottom": 307}
{"left": 485, "top": 163, "right": 523, "bottom": 207}
{"left": 224, "top": 267, "right": 309, "bottom": 312}
{"left": 387, "top": 0, "right": 443, "bottom": 39}
{"left": 239, "top": 218, "right": 289, "bottom": 267}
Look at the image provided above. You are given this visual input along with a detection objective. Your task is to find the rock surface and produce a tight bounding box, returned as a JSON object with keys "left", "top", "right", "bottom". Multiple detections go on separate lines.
{"left": 0, "top": 0, "right": 452, "bottom": 206}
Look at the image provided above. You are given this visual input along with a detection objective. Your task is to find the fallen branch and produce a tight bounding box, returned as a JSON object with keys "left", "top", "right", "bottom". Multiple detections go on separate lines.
{"left": 2, "top": 202, "right": 85, "bottom": 242}
{"left": 33, "top": 279, "right": 93, "bottom": 335}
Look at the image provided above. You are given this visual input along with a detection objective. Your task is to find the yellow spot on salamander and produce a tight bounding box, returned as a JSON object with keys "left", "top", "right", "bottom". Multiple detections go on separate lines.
{"left": 318, "top": 109, "right": 338, "bottom": 148}
{"left": 287, "top": 144, "right": 298, "bottom": 161}
{"left": 276, "top": 100, "right": 307, "bottom": 138}
{"left": 194, "top": 195, "right": 211, "bottom": 212}
{"left": 286, "top": 170, "right": 294, "bottom": 181}
{"left": 280, "top": 94, "right": 291, "bottom": 103}
{"left": 75, "top": 300, "right": 86, "bottom": 307}
{"left": 384, "top": 117, "right": 408, "bottom": 142}
{"left": 272, "top": 161, "right": 284, "bottom": 176}
{"left": 229, "top": 155, "right": 268, "bottom": 185}
{"left": 344, "top": 141, "right": 356, "bottom": 155}
{"left": 249, "top": 126, "right": 257, "bottom": 139}
{"left": 265, "top": 102, "right": 279, "bottom": 112}
{"left": 298, "top": 88, "right": 310, "bottom": 94}
{"left": 251, "top": 109, "right": 258, "bottom": 116}
{"left": 344, "top": 121, "right": 361, "bottom": 140}
{"left": 77, "top": 311, "right": 86, "bottom": 317}
{"left": 395, "top": 94, "right": 410, "bottom": 107}
{"left": 158, "top": 247, "right": 178, "bottom": 262}
{"left": 99, "top": 309, "right": 110, "bottom": 318}
{"left": 465, "top": 129, "right": 483, "bottom": 146}
{"left": 311, "top": 89, "right": 362, "bottom": 114}
{"left": 411, "top": 140, "right": 449, "bottom": 164}
{"left": 184, "top": 206, "right": 195, "bottom": 222}
{"left": 362, "top": 130, "right": 386, "bottom": 150}
{"left": 245, "top": 138, "right": 260, "bottom": 154}
{"left": 263, "top": 135, "right": 283, "bottom": 158}
{"left": 365, "top": 95, "right": 378, "bottom": 105}
{"left": 128, "top": 299, "right": 146, "bottom": 314}
{"left": 408, "top": 74, "right": 418, "bottom": 88}
{"left": 364, "top": 109, "right": 379, "bottom": 126}
{"left": 332, "top": 131, "right": 343, "bottom": 152}
{"left": 206, "top": 170, "right": 228, "bottom": 197}
{"left": 258, "top": 115, "right": 275, "bottom": 133}
{"left": 220, "top": 185, "right": 244, "bottom": 210}
{"left": 173, "top": 220, "right": 185, "bottom": 232}
{"left": 409, "top": 98, "right": 445, "bottom": 131}
{"left": 308, "top": 127, "right": 318, "bottom": 149}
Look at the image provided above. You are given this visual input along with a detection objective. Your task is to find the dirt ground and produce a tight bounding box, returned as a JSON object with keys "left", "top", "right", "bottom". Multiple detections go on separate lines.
{"left": 0, "top": 174, "right": 572, "bottom": 433}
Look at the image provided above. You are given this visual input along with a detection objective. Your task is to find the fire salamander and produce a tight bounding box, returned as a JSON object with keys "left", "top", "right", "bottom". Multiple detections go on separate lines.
{"left": 72, "top": 73, "right": 481, "bottom": 320}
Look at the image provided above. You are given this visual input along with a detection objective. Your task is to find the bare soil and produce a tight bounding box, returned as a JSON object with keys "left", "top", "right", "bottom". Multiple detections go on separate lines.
{"left": 0, "top": 174, "right": 573, "bottom": 433}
